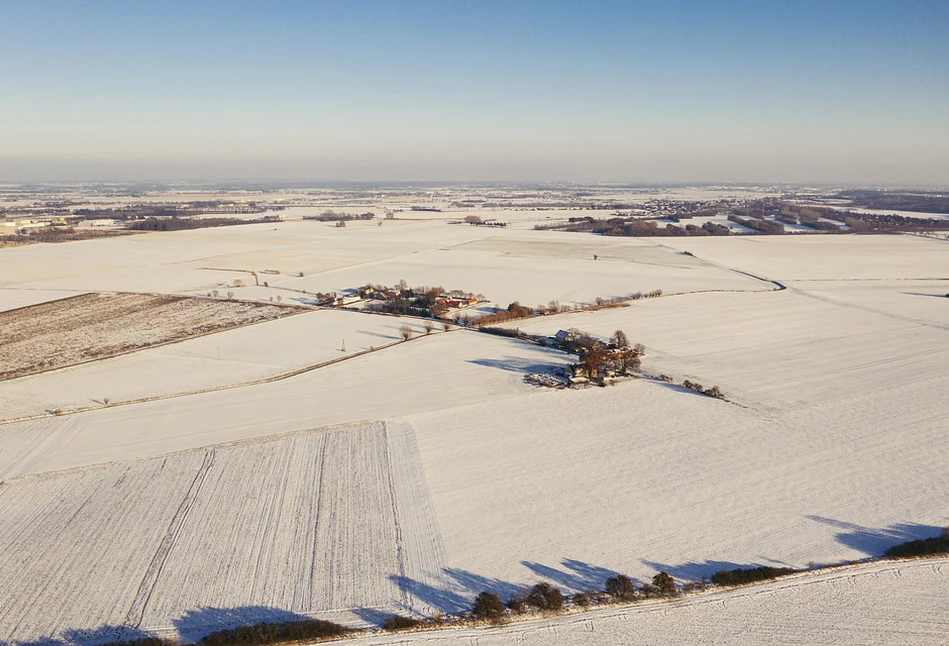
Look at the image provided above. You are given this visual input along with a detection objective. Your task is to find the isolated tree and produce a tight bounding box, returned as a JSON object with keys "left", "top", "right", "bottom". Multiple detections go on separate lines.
{"left": 652, "top": 571, "right": 676, "bottom": 596}
{"left": 527, "top": 582, "right": 563, "bottom": 612}
{"left": 424, "top": 320, "right": 434, "bottom": 335}
{"left": 399, "top": 325, "right": 413, "bottom": 341}
{"left": 472, "top": 592, "right": 505, "bottom": 621}
{"left": 604, "top": 574, "right": 636, "bottom": 600}
{"left": 610, "top": 329, "right": 629, "bottom": 348}
{"left": 616, "top": 343, "right": 645, "bottom": 375}
{"left": 578, "top": 343, "right": 608, "bottom": 380}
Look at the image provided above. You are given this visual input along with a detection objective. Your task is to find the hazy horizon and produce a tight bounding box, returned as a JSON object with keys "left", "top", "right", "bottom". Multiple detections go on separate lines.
{"left": 3, "top": 0, "right": 947, "bottom": 185}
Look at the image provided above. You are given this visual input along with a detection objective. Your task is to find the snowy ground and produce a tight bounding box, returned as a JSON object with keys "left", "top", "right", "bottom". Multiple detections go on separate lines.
{"left": 0, "top": 310, "right": 438, "bottom": 421}
{"left": 0, "top": 219, "right": 946, "bottom": 645}
{"left": 0, "top": 423, "right": 444, "bottom": 643}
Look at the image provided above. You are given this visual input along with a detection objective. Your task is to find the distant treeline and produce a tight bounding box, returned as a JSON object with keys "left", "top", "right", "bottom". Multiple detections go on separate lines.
{"left": 535, "top": 200, "right": 949, "bottom": 237}
{"left": 304, "top": 210, "right": 375, "bottom": 221}
{"left": 127, "top": 217, "right": 253, "bottom": 231}
{"left": 833, "top": 190, "right": 949, "bottom": 214}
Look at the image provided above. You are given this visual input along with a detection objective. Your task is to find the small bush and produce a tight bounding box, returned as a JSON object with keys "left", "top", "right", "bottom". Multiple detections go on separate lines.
{"left": 572, "top": 592, "right": 591, "bottom": 607}
{"left": 604, "top": 574, "right": 636, "bottom": 600}
{"left": 711, "top": 566, "right": 796, "bottom": 587}
{"left": 638, "top": 583, "right": 659, "bottom": 598}
{"left": 506, "top": 590, "right": 529, "bottom": 613}
{"left": 383, "top": 614, "right": 422, "bottom": 631}
{"left": 527, "top": 582, "right": 563, "bottom": 612}
{"left": 472, "top": 591, "right": 506, "bottom": 621}
{"left": 652, "top": 571, "right": 677, "bottom": 596}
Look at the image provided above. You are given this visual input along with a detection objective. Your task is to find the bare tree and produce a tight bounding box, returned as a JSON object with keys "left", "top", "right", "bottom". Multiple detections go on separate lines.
{"left": 610, "top": 329, "right": 629, "bottom": 348}
{"left": 399, "top": 325, "right": 413, "bottom": 341}
{"left": 424, "top": 320, "right": 434, "bottom": 335}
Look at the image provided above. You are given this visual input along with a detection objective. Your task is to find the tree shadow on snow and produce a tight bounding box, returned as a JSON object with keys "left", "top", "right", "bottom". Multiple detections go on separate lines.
{"left": 358, "top": 329, "right": 399, "bottom": 341}
{"left": 391, "top": 568, "right": 521, "bottom": 614}
{"left": 351, "top": 608, "right": 394, "bottom": 626}
{"left": 899, "top": 292, "right": 948, "bottom": 299}
{"left": 467, "top": 357, "right": 560, "bottom": 374}
{"left": 7, "top": 625, "right": 171, "bottom": 646}
{"left": 172, "top": 606, "right": 311, "bottom": 645}
{"left": 639, "top": 558, "right": 747, "bottom": 582}
{"left": 521, "top": 559, "right": 623, "bottom": 592}
{"left": 806, "top": 516, "right": 946, "bottom": 558}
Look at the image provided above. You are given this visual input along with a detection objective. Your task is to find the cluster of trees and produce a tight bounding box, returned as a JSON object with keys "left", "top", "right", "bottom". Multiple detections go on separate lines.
{"left": 536, "top": 217, "right": 732, "bottom": 237}
{"left": 0, "top": 227, "right": 130, "bottom": 244}
{"left": 823, "top": 210, "right": 949, "bottom": 233}
{"left": 681, "top": 380, "right": 725, "bottom": 399}
{"left": 835, "top": 189, "right": 949, "bottom": 214}
{"left": 378, "top": 286, "right": 449, "bottom": 317}
{"left": 710, "top": 566, "right": 797, "bottom": 587}
{"left": 471, "top": 301, "right": 534, "bottom": 327}
{"left": 572, "top": 332, "right": 645, "bottom": 381}
{"left": 307, "top": 210, "right": 374, "bottom": 221}
{"left": 727, "top": 215, "right": 786, "bottom": 235}
{"left": 884, "top": 528, "right": 949, "bottom": 559}
{"left": 471, "top": 571, "right": 681, "bottom": 624}
{"left": 198, "top": 619, "right": 352, "bottom": 646}
{"left": 127, "top": 217, "right": 249, "bottom": 231}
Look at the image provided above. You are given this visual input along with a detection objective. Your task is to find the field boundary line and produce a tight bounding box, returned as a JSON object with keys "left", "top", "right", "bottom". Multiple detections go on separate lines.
{"left": 0, "top": 292, "right": 306, "bottom": 383}
{"left": 0, "top": 420, "right": 380, "bottom": 485}
{"left": 0, "top": 328, "right": 444, "bottom": 427}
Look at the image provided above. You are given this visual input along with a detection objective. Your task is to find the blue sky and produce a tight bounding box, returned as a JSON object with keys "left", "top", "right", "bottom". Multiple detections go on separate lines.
{"left": 1, "top": 0, "right": 947, "bottom": 183}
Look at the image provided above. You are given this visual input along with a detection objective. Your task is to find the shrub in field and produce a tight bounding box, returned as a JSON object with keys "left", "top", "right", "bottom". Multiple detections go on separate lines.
{"left": 472, "top": 591, "right": 506, "bottom": 621}
{"left": 506, "top": 589, "right": 529, "bottom": 613}
{"left": 638, "top": 583, "right": 659, "bottom": 598}
{"left": 652, "top": 571, "right": 677, "bottom": 596}
{"left": 681, "top": 579, "right": 710, "bottom": 593}
{"left": 711, "top": 566, "right": 796, "bottom": 587}
{"left": 572, "top": 592, "right": 592, "bottom": 607}
{"left": 604, "top": 574, "right": 636, "bottom": 601}
{"left": 383, "top": 614, "right": 422, "bottom": 631}
{"left": 527, "top": 582, "right": 563, "bottom": 612}
{"left": 198, "top": 619, "right": 351, "bottom": 646}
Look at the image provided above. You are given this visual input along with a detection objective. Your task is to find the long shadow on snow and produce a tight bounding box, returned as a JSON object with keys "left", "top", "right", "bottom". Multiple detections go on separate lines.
{"left": 392, "top": 568, "right": 521, "bottom": 614}
{"left": 173, "top": 606, "right": 310, "bottom": 645}
{"left": 392, "top": 559, "right": 626, "bottom": 615}
{"left": 6, "top": 625, "right": 169, "bottom": 646}
{"left": 521, "top": 559, "right": 623, "bottom": 592}
{"left": 806, "top": 516, "right": 946, "bottom": 558}
{"left": 639, "top": 559, "right": 747, "bottom": 582}
{"left": 467, "top": 357, "right": 561, "bottom": 374}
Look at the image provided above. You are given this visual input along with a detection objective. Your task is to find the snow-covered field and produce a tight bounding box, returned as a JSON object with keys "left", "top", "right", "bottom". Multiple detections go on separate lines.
{"left": 0, "top": 288, "right": 84, "bottom": 312}
{"left": 0, "top": 422, "right": 444, "bottom": 644}
{"left": 0, "top": 215, "right": 947, "bottom": 645}
{"left": 0, "top": 310, "right": 438, "bottom": 421}
{"left": 0, "top": 331, "right": 572, "bottom": 476}
{"left": 0, "top": 292, "right": 296, "bottom": 380}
